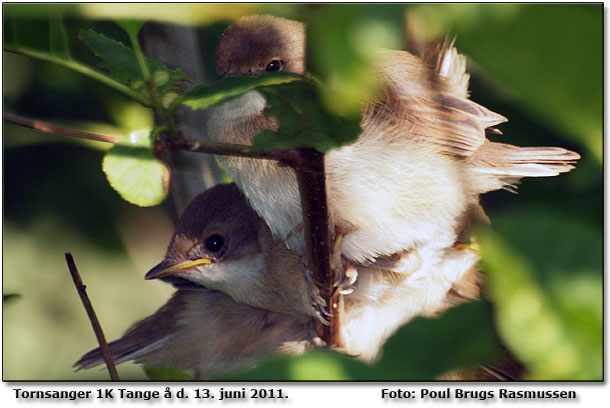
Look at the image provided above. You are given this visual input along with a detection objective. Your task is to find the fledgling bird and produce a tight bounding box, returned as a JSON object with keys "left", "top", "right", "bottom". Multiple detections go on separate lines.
{"left": 77, "top": 184, "right": 479, "bottom": 373}
{"left": 74, "top": 288, "right": 313, "bottom": 376}
{"left": 143, "top": 184, "right": 481, "bottom": 362}
{"left": 206, "top": 15, "right": 580, "bottom": 266}
{"left": 145, "top": 183, "right": 320, "bottom": 319}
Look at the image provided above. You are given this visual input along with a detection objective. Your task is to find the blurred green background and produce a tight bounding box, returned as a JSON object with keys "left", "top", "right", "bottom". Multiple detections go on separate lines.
{"left": 2, "top": 3, "right": 602, "bottom": 380}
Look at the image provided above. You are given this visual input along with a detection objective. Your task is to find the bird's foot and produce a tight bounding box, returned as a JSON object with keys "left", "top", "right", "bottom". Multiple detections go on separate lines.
{"left": 334, "top": 263, "right": 359, "bottom": 295}
{"left": 301, "top": 262, "right": 331, "bottom": 325}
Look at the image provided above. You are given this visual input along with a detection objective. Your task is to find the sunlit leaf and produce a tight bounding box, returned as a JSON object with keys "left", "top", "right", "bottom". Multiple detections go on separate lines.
{"left": 102, "top": 131, "right": 169, "bottom": 207}
{"left": 305, "top": 5, "right": 404, "bottom": 116}
{"left": 80, "top": 3, "right": 259, "bottom": 26}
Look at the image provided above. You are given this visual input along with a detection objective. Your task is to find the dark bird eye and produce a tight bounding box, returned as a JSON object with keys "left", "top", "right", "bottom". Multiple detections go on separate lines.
{"left": 205, "top": 234, "right": 225, "bottom": 252}
{"left": 265, "top": 60, "right": 283, "bottom": 72}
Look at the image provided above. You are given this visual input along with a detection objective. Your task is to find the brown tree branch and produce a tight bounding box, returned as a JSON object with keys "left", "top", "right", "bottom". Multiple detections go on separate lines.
{"left": 287, "top": 148, "right": 339, "bottom": 344}
{"left": 65, "top": 252, "right": 120, "bottom": 381}
{"left": 3, "top": 111, "right": 289, "bottom": 161}
{"left": 3, "top": 112, "right": 121, "bottom": 144}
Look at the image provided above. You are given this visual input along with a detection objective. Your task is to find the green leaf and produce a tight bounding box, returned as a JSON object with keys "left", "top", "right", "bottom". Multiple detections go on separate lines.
{"left": 179, "top": 71, "right": 301, "bottom": 110}
{"left": 79, "top": 29, "right": 143, "bottom": 85}
{"left": 79, "top": 29, "right": 188, "bottom": 95}
{"left": 115, "top": 19, "right": 145, "bottom": 38}
{"left": 183, "top": 73, "right": 361, "bottom": 153}
{"left": 143, "top": 365, "right": 194, "bottom": 381}
{"left": 251, "top": 78, "right": 361, "bottom": 153}
{"left": 479, "top": 209, "right": 602, "bottom": 380}
{"left": 48, "top": 14, "right": 70, "bottom": 59}
{"left": 102, "top": 131, "right": 169, "bottom": 207}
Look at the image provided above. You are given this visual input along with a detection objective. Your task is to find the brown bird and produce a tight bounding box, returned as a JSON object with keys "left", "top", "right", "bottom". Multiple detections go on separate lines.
{"left": 74, "top": 184, "right": 486, "bottom": 375}
{"left": 74, "top": 288, "right": 313, "bottom": 376}
{"left": 145, "top": 183, "right": 320, "bottom": 319}
{"left": 206, "top": 15, "right": 580, "bottom": 269}
{"left": 75, "top": 184, "right": 469, "bottom": 373}
{"left": 142, "top": 183, "right": 481, "bottom": 362}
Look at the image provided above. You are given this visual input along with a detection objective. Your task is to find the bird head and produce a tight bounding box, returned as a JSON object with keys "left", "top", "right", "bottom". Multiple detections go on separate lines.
{"left": 215, "top": 15, "right": 306, "bottom": 78}
{"left": 146, "top": 184, "right": 266, "bottom": 294}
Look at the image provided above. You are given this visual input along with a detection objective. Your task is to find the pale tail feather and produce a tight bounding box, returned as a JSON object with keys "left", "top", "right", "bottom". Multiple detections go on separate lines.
{"left": 472, "top": 141, "right": 580, "bottom": 192}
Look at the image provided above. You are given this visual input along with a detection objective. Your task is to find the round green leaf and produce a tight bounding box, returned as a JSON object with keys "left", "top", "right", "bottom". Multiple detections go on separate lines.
{"left": 102, "top": 144, "right": 169, "bottom": 207}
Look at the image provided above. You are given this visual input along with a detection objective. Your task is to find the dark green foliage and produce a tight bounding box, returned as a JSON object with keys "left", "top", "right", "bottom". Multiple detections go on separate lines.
{"left": 79, "top": 28, "right": 187, "bottom": 95}
{"left": 180, "top": 71, "right": 300, "bottom": 110}
{"left": 254, "top": 78, "right": 361, "bottom": 153}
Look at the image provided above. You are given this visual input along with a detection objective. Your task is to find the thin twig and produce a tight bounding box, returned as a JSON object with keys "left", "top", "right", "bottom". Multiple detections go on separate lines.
{"left": 3, "top": 111, "right": 288, "bottom": 161}
{"left": 65, "top": 252, "right": 120, "bottom": 381}
{"left": 3, "top": 112, "right": 120, "bottom": 144}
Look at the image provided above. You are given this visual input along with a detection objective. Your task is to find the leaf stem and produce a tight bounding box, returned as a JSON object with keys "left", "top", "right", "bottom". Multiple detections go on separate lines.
{"left": 3, "top": 45, "right": 151, "bottom": 107}
{"left": 128, "top": 32, "right": 151, "bottom": 82}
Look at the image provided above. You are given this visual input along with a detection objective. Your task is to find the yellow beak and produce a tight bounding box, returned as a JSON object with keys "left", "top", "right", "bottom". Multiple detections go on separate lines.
{"left": 145, "top": 258, "right": 212, "bottom": 280}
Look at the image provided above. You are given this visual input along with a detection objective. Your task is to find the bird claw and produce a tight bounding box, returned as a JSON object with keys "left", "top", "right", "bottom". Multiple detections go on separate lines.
{"left": 301, "top": 261, "right": 331, "bottom": 323}
{"left": 334, "top": 264, "right": 359, "bottom": 295}
{"left": 315, "top": 311, "right": 331, "bottom": 326}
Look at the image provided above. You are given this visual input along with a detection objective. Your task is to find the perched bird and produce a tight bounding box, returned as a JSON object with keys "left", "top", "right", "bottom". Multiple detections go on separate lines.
{"left": 75, "top": 184, "right": 482, "bottom": 377}
{"left": 143, "top": 184, "right": 481, "bottom": 362}
{"left": 207, "top": 15, "right": 580, "bottom": 266}
{"left": 74, "top": 287, "right": 313, "bottom": 376}
{"left": 144, "top": 183, "right": 320, "bottom": 319}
